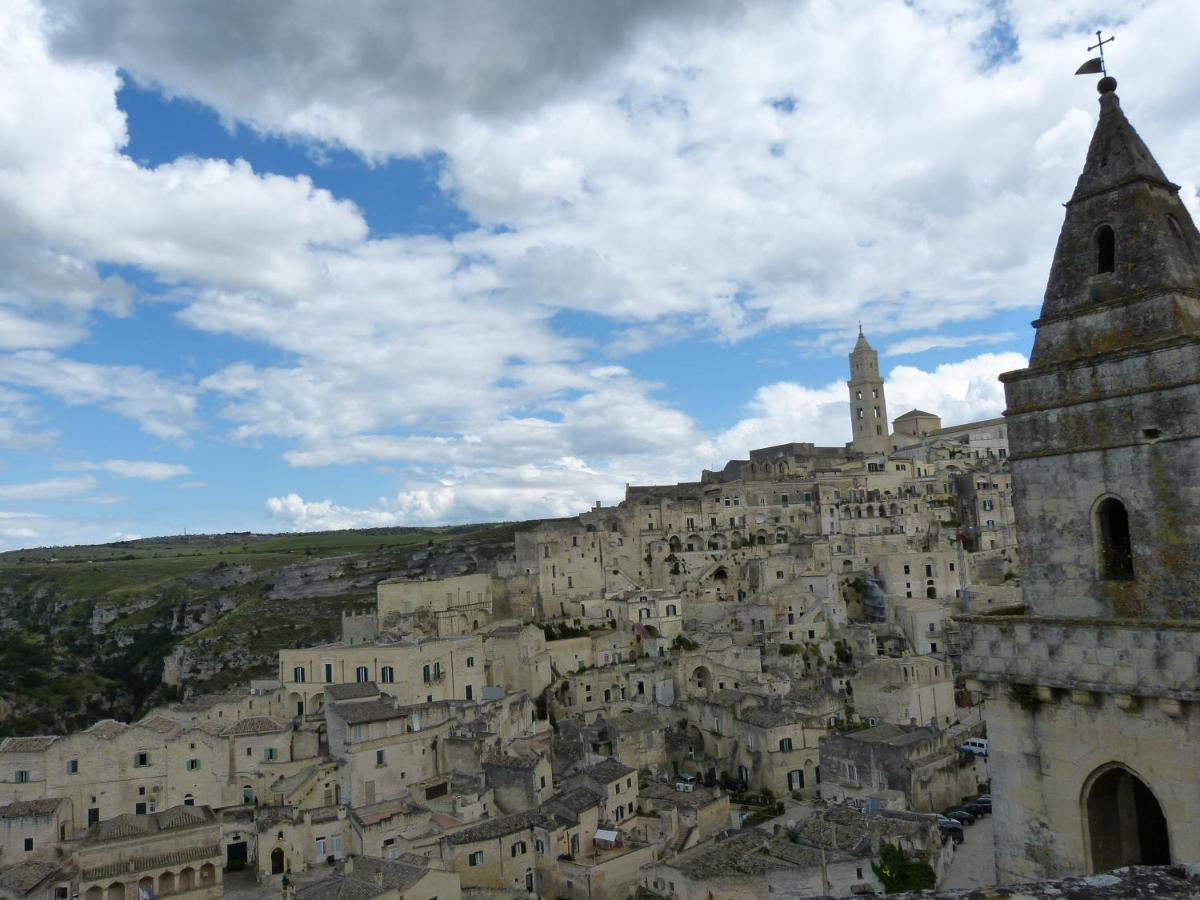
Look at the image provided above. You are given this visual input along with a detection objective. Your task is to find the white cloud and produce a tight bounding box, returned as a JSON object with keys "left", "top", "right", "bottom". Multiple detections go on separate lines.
{"left": 0, "top": 475, "right": 97, "bottom": 501}
{"left": 63, "top": 459, "right": 191, "bottom": 480}
{"left": 1, "top": 0, "right": 1196, "bottom": 540}
{"left": 0, "top": 352, "right": 196, "bottom": 439}
{"left": 42, "top": 0, "right": 737, "bottom": 159}
{"left": 0, "top": 386, "right": 55, "bottom": 449}
{"left": 884, "top": 332, "right": 1019, "bottom": 357}
{"left": 267, "top": 351, "right": 1026, "bottom": 528}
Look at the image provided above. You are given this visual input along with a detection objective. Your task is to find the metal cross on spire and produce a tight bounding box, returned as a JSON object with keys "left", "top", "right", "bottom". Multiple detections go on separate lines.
{"left": 1089, "top": 29, "right": 1115, "bottom": 75}
{"left": 1076, "top": 29, "right": 1115, "bottom": 77}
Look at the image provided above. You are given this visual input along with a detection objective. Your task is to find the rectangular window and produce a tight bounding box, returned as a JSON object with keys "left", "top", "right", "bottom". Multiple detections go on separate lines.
{"left": 134, "top": 752, "right": 149, "bottom": 768}
{"left": 323, "top": 663, "right": 334, "bottom": 683}
{"left": 315, "top": 837, "right": 326, "bottom": 859}
{"left": 187, "top": 758, "right": 201, "bottom": 771}
{"left": 469, "top": 851, "right": 484, "bottom": 867}
{"left": 67, "top": 759, "right": 78, "bottom": 775}
{"left": 779, "top": 738, "right": 793, "bottom": 752}
{"left": 376, "top": 749, "right": 386, "bottom": 766}
{"left": 14, "top": 770, "right": 30, "bottom": 783}
{"left": 264, "top": 747, "right": 278, "bottom": 761}
{"left": 466, "top": 656, "right": 475, "bottom": 668}
{"left": 23, "top": 838, "right": 32, "bottom": 852}
{"left": 135, "top": 802, "right": 147, "bottom": 815}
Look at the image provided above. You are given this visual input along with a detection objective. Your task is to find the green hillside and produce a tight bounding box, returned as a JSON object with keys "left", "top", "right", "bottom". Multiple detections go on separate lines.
{"left": 0, "top": 522, "right": 531, "bottom": 737}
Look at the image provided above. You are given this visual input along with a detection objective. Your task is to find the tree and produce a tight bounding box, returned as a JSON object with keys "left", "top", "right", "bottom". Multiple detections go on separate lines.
{"left": 871, "top": 841, "right": 935, "bottom": 893}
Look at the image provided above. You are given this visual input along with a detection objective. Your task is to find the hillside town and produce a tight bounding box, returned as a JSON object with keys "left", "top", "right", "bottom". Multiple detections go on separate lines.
{"left": 2, "top": 70, "right": 1200, "bottom": 900}
{"left": 0, "top": 323, "right": 1009, "bottom": 900}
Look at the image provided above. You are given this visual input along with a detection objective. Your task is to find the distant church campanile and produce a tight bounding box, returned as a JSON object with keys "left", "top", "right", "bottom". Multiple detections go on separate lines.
{"left": 961, "top": 74, "right": 1200, "bottom": 882}
{"left": 847, "top": 327, "right": 889, "bottom": 455}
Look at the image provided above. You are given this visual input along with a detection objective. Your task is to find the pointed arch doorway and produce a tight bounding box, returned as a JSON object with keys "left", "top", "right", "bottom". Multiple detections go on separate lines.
{"left": 1084, "top": 764, "right": 1169, "bottom": 872}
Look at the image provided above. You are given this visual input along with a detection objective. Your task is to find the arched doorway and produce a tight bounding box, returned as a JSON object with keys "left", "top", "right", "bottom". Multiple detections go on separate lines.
{"left": 691, "top": 666, "right": 711, "bottom": 692}
{"left": 1084, "top": 764, "right": 1169, "bottom": 872}
{"left": 271, "top": 848, "right": 286, "bottom": 875}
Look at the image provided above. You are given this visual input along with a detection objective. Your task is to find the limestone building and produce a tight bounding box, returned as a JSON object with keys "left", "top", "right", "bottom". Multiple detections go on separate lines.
{"left": 961, "top": 76, "right": 1200, "bottom": 879}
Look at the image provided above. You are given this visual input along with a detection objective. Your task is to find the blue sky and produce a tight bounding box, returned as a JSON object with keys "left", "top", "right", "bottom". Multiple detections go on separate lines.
{"left": 1, "top": 0, "right": 1198, "bottom": 547}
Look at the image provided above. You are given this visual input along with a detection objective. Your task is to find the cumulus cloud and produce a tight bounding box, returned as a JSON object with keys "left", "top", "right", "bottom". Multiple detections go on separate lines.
{"left": 267, "top": 351, "right": 1026, "bottom": 528}
{"left": 1, "top": 0, "right": 1197, "bottom": 540}
{"left": 41, "top": 0, "right": 739, "bottom": 158}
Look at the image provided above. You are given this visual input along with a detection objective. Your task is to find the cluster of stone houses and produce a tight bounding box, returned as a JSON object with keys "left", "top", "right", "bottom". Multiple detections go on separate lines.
{"left": 0, "top": 334, "right": 1011, "bottom": 899}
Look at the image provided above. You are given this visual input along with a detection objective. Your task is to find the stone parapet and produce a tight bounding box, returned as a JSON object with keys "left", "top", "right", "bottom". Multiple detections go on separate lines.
{"left": 958, "top": 614, "right": 1200, "bottom": 700}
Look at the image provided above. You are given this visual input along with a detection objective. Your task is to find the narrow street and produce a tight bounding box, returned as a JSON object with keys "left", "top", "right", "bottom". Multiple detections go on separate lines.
{"left": 941, "top": 812, "right": 997, "bottom": 891}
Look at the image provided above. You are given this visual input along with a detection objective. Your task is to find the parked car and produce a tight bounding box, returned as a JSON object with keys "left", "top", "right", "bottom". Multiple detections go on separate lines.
{"left": 944, "top": 808, "right": 976, "bottom": 826}
{"left": 959, "top": 738, "right": 989, "bottom": 757}
{"left": 936, "top": 815, "right": 965, "bottom": 845}
{"left": 964, "top": 796, "right": 991, "bottom": 815}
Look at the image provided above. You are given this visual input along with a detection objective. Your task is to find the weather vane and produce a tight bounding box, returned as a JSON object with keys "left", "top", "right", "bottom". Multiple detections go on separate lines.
{"left": 1076, "top": 29, "right": 1115, "bottom": 77}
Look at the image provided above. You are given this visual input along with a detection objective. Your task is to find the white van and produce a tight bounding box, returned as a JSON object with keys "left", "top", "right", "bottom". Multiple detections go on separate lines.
{"left": 960, "top": 738, "right": 989, "bottom": 757}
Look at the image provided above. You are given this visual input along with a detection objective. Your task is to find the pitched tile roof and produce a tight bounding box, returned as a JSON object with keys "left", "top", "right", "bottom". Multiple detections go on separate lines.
{"left": 295, "top": 855, "right": 431, "bottom": 900}
{"left": 0, "top": 799, "right": 65, "bottom": 819}
{"left": 0, "top": 860, "right": 64, "bottom": 895}
{"left": 326, "top": 682, "right": 380, "bottom": 701}
{"left": 83, "top": 804, "right": 215, "bottom": 845}
{"left": 222, "top": 715, "right": 287, "bottom": 736}
{"left": 330, "top": 700, "right": 405, "bottom": 725}
{"left": 581, "top": 758, "right": 634, "bottom": 783}
{"left": 0, "top": 736, "right": 57, "bottom": 753}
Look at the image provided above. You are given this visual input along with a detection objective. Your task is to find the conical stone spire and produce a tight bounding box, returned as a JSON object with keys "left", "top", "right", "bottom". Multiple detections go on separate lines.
{"left": 1069, "top": 77, "right": 1173, "bottom": 204}
{"left": 1023, "top": 78, "right": 1200, "bottom": 368}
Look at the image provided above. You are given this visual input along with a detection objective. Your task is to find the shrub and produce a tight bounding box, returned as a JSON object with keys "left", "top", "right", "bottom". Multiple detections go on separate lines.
{"left": 872, "top": 841, "right": 935, "bottom": 893}
{"left": 1008, "top": 683, "right": 1041, "bottom": 711}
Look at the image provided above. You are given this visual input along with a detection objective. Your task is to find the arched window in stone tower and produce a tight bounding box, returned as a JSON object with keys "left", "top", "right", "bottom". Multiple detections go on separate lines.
{"left": 1096, "top": 225, "right": 1115, "bottom": 274}
{"left": 1095, "top": 496, "right": 1134, "bottom": 581}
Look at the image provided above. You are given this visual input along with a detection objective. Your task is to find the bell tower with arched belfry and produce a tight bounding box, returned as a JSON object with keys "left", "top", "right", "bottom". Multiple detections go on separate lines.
{"left": 961, "top": 69, "right": 1200, "bottom": 883}
{"left": 847, "top": 325, "right": 889, "bottom": 455}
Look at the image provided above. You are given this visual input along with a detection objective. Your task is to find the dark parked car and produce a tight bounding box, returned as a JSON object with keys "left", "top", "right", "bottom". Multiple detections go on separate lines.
{"left": 944, "top": 808, "right": 976, "bottom": 826}
{"left": 936, "top": 815, "right": 965, "bottom": 844}
{"left": 963, "top": 798, "right": 991, "bottom": 816}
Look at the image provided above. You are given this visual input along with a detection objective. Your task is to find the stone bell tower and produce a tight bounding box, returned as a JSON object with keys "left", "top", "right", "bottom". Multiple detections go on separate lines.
{"left": 961, "top": 75, "right": 1200, "bottom": 882}
{"left": 847, "top": 326, "right": 889, "bottom": 455}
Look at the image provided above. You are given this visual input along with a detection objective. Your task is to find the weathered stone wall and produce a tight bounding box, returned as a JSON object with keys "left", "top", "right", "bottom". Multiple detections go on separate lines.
{"left": 1006, "top": 357, "right": 1200, "bottom": 620}
{"left": 960, "top": 615, "right": 1200, "bottom": 700}
{"left": 980, "top": 684, "right": 1200, "bottom": 882}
